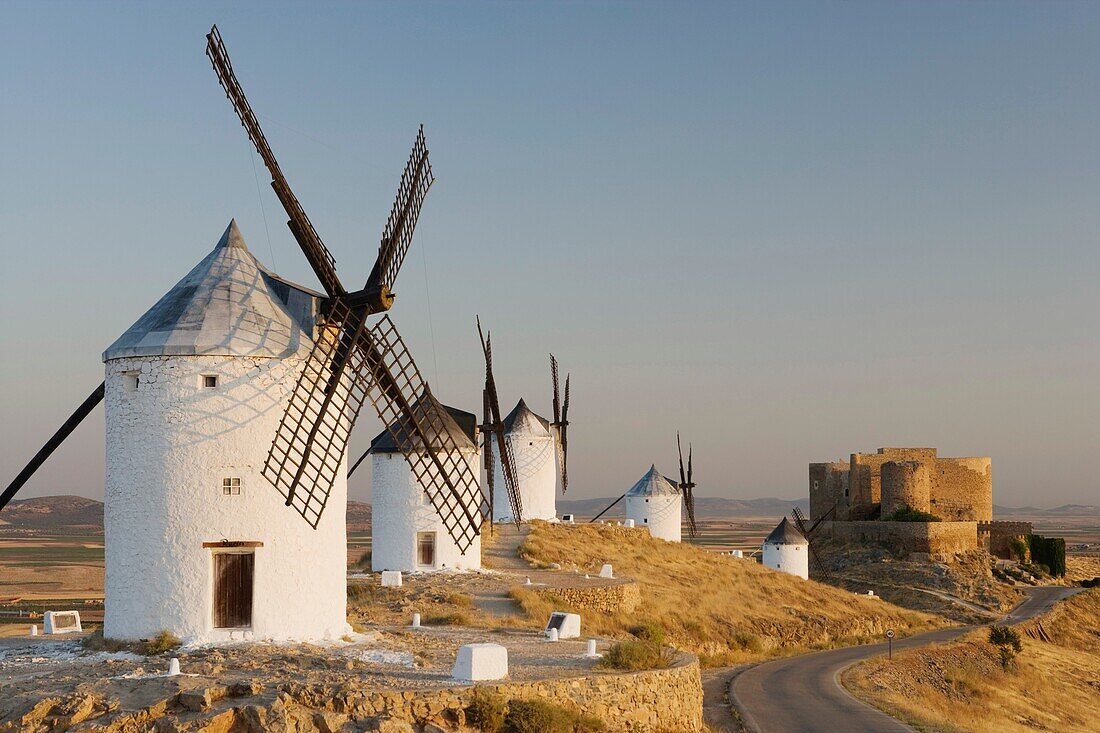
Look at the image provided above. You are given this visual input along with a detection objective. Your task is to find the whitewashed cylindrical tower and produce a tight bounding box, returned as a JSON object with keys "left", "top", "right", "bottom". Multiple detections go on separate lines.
{"left": 102, "top": 221, "right": 349, "bottom": 644}
{"left": 369, "top": 397, "right": 482, "bottom": 572}
{"left": 624, "top": 465, "right": 682, "bottom": 542}
{"left": 490, "top": 399, "right": 557, "bottom": 522}
{"left": 762, "top": 517, "right": 809, "bottom": 580}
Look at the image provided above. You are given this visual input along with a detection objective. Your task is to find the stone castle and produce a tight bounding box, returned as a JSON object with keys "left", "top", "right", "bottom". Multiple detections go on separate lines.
{"left": 809, "top": 447, "right": 1028, "bottom": 558}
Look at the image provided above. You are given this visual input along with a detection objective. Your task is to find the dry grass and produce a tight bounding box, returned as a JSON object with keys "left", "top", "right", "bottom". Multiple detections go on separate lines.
{"left": 1064, "top": 554, "right": 1100, "bottom": 583}
{"left": 843, "top": 588, "right": 1100, "bottom": 733}
{"left": 518, "top": 522, "right": 942, "bottom": 664}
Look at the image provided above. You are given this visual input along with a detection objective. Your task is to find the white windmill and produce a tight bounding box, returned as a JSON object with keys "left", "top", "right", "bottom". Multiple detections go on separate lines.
{"left": 762, "top": 517, "right": 809, "bottom": 580}
{"left": 2, "top": 27, "right": 487, "bottom": 642}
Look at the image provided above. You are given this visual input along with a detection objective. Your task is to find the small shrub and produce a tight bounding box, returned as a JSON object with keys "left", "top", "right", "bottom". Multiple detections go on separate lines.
{"left": 884, "top": 505, "right": 941, "bottom": 522}
{"left": 466, "top": 689, "right": 506, "bottom": 733}
{"left": 988, "top": 625, "right": 1022, "bottom": 652}
{"left": 989, "top": 625, "right": 1022, "bottom": 671}
{"left": 143, "top": 630, "right": 181, "bottom": 655}
{"left": 358, "top": 550, "right": 372, "bottom": 567}
{"left": 732, "top": 630, "right": 764, "bottom": 653}
{"left": 423, "top": 611, "right": 470, "bottom": 626}
{"left": 347, "top": 583, "right": 377, "bottom": 605}
{"left": 628, "top": 620, "right": 666, "bottom": 646}
{"left": 445, "top": 592, "right": 474, "bottom": 608}
{"left": 81, "top": 628, "right": 129, "bottom": 653}
{"left": 502, "top": 699, "right": 604, "bottom": 733}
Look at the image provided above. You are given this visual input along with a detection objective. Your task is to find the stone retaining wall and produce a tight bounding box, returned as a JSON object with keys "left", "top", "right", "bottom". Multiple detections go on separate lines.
{"left": 820, "top": 520, "right": 978, "bottom": 554}
{"left": 280, "top": 652, "right": 702, "bottom": 732}
{"left": 535, "top": 580, "right": 641, "bottom": 614}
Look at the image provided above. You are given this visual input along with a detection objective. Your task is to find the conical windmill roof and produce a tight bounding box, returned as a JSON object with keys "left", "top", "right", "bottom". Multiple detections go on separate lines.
{"left": 625, "top": 465, "right": 681, "bottom": 497}
{"left": 369, "top": 391, "right": 477, "bottom": 454}
{"left": 103, "top": 220, "right": 320, "bottom": 361}
{"left": 502, "top": 398, "right": 550, "bottom": 436}
{"left": 765, "top": 517, "right": 808, "bottom": 545}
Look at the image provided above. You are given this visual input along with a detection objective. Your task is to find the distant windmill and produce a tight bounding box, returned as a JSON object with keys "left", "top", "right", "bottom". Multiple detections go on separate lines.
{"left": 550, "top": 355, "right": 571, "bottom": 493}
{"left": 791, "top": 502, "right": 836, "bottom": 581}
{"left": 477, "top": 317, "right": 523, "bottom": 525}
{"left": 590, "top": 433, "right": 699, "bottom": 540}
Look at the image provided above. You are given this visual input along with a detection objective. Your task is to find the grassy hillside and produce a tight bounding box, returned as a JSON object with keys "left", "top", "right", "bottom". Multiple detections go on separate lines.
{"left": 843, "top": 588, "right": 1100, "bottom": 733}
{"left": 513, "top": 522, "right": 942, "bottom": 666}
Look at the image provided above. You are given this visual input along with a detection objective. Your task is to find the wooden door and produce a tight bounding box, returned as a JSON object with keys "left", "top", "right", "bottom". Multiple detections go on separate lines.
{"left": 214, "top": 552, "right": 253, "bottom": 628}
{"left": 417, "top": 532, "right": 436, "bottom": 567}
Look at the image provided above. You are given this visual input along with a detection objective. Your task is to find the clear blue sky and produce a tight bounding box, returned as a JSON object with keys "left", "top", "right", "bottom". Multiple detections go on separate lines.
{"left": 2, "top": 2, "right": 1097, "bottom": 507}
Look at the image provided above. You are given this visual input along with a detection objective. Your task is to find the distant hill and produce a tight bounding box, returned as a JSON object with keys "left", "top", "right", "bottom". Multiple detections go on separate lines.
{"left": 559, "top": 495, "right": 808, "bottom": 519}
{"left": 0, "top": 495, "right": 104, "bottom": 529}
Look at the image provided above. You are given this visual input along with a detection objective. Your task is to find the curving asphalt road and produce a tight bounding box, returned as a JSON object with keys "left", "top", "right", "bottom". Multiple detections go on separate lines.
{"left": 730, "top": 586, "right": 1081, "bottom": 733}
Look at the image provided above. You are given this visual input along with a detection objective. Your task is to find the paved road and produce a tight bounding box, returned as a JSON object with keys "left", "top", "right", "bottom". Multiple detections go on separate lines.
{"left": 730, "top": 586, "right": 1081, "bottom": 733}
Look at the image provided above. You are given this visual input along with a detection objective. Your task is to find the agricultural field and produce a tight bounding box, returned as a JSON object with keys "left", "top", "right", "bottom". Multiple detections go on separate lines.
{"left": 0, "top": 531, "right": 104, "bottom": 637}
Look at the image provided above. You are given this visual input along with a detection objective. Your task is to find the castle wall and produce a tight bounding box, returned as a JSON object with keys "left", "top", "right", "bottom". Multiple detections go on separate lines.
{"left": 818, "top": 520, "right": 977, "bottom": 555}
{"left": 809, "top": 462, "right": 849, "bottom": 521}
{"left": 103, "top": 355, "right": 349, "bottom": 644}
{"left": 880, "top": 461, "right": 932, "bottom": 516}
{"left": 978, "top": 521, "right": 1032, "bottom": 560}
{"left": 930, "top": 457, "right": 992, "bottom": 521}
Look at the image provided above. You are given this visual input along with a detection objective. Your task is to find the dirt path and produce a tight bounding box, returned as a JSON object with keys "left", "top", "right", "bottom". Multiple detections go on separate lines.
{"left": 701, "top": 666, "right": 747, "bottom": 732}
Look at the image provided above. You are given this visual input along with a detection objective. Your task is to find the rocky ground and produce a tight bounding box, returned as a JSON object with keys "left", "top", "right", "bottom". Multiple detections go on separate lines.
{"left": 817, "top": 541, "right": 1021, "bottom": 623}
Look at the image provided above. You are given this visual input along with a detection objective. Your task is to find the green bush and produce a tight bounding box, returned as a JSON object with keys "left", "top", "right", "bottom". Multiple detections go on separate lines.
{"left": 81, "top": 628, "right": 130, "bottom": 653}
{"left": 466, "top": 689, "right": 506, "bottom": 733}
{"left": 143, "top": 630, "right": 181, "bottom": 655}
{"left": 1028, "top": 535, "right": 1066, "bottom": 577}
{"left": 884, "top": 505, "right": 941, "bottom": 522}
{"left": 502, "top": 699, "right": 604, "bottom": 733}
{"left": 1009, "top": 537, "right": 1029, "bottom": 562}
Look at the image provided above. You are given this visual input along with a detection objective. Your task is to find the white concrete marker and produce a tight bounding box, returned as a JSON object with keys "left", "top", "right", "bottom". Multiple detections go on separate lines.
{"left": 545, "top": 612, "right": 581, "bottom": 639}
{"left": 524, "top": 577, "right": 533, "bottom": 586}
{"left": 167, "top": 658, "right": 181, "bottom": 677}
{"left": 381, "top": 571, "right": 403, "bottom": 588}
{"left": 599, "top": 564, "right": 614, "bottom": 579}
{"left": 585, "top": 639, "right": 600, "bottom": 658}
{"left": 548, "top": 627, "right": 559, "bottom": 642}
{"left": 44, "top": 611, "right": 82, "bottom": 635}
{"left": 624, "top": 519, "right": 635, "bottom": 528}
{"left": 411, "top": 613, "right": 421, "bottom": 628}
{"left": 30, "top": 625, "right": 38, "bottom": 636}
{"left": 584, "top": 574, "right": 590, "bottom": 580}
{"left": 452, "top": 643, "right": 508, "bottom": 681}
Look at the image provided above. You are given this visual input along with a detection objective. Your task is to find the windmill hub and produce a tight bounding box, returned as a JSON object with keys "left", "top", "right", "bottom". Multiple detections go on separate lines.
{"left": 342, "top": 283, "right": 396, "bottom": 313}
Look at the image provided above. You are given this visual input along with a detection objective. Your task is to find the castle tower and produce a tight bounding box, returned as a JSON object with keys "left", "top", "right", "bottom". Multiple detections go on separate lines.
{"left": 101, "top": 221, "right": 349, "bottom": 644}
{"left": 369, "top": 395, "right": 482, "bottom": 572}
{"left": 623, "top": 465, "right": 682, "bottom": 542}
{"left": 762, "top": 518, "right": 809, "bottom": 580}
{"left": 490, "top": 399, "right": 557, "bottom": 522}
{"left": 880, "top": 460, "right": 932, "bottom": 517}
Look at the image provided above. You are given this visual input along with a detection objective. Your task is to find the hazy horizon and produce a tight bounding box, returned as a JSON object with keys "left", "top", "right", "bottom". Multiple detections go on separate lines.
{"left": 2, "top": 2, "right": 1098, "bottom": 508}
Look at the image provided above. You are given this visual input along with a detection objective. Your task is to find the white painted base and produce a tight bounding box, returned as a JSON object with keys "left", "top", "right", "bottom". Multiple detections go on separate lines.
{"left": 44, "top": 611, "right": 82, "bottom": 635}
{"left": 762, "top": 541, "right": 809, "bottom": 580}
{"left": 452, "top": 643, "right": 509, "bottom": 681}
{"left": 599, "top": 564, "right": 614, "bottom": 579}
{"left": 545, "top": 612, "right": 581, "bottom": 640}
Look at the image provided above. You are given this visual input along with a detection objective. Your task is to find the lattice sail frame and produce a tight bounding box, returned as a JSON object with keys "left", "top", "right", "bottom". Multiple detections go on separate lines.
{"left": 265, "top": 304, "right": 487, "bottom": 549}
{"left": 371, "top": 126, "right": 434, "bottom": 290}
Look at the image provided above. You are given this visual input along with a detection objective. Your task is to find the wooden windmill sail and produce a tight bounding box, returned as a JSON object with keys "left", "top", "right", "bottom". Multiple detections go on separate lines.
{"left": 791, "top": 503, "right": 834, "bottom": 581}
{"left": 476, "top": 317, "right": 523, "bottom": 525}
{"left": 550, "top": 354, "right": 571, "bottom": 493}
{"left": 677, "top": 432, "right": 698, "bottom": 539}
